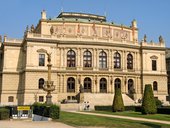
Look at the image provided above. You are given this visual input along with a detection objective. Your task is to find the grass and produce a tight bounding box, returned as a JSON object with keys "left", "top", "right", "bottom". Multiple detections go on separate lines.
{"left": 57, "top": 111, "right": 170, "bottom": 128}
{"left": 90, "top": 111, "right": 170, "bottom": 121}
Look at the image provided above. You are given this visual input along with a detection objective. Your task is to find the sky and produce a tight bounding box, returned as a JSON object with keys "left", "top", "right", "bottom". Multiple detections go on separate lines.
{"left": 0, "top": 0, "right": 170, "bottom": 47}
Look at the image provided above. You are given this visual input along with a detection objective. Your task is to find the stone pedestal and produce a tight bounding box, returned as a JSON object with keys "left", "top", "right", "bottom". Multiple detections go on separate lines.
{"left": 46, "top": 94, "right": 52, "bottom": 105}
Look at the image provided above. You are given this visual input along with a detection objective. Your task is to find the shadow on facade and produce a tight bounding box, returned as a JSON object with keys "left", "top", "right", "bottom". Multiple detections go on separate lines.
{"left": 16, "top": 49, "right": 25, "bottom": 105}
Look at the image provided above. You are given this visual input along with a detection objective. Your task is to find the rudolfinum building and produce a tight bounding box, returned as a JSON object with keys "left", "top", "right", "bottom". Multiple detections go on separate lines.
{"left": 0, "top": 11, "right": 169, "bottom": 108}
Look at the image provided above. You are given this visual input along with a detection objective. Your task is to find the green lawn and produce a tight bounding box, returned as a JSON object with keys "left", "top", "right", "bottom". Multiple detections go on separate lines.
{"left": 57, "top": 111, "right": 170, "bottom": 128}
{"left": 90, "top": 111, "right": 170, "bottom": 121}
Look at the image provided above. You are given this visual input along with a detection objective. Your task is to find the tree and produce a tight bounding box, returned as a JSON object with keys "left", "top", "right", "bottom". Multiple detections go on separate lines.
{"left": 112, "top": 87, "right": 124, "bottom": 112}
{"left": 141, "top": 84, "right": 157, "bottom": 114}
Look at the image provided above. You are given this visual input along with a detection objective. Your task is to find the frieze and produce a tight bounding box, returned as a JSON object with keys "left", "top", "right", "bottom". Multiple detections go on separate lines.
{"left": 50, "top": 23, "right": 131, "bottom": 41}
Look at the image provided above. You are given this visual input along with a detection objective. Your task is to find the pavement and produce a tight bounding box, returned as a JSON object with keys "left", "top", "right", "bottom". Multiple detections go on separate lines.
{"left": 66, "top": 111, "right": 170, "bottom": 125}
{"left": 0, "top": 120, "right": 75, "bottom": 128}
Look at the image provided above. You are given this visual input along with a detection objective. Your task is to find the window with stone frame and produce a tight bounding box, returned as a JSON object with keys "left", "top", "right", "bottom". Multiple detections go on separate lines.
{"left": 99, "top": 50, "right": 107, "bottom": 68}
{"left": 127, "top": 53, "right": 133, "bottom": 69}
{"left": 39, "top": 96, "right": 44, "bottom": 102}
{"left": 67, "top": 50, "right": 76, "bottom": 67}
{"left": 114, "top": 51, "right": 121, "bottom": 69}
{"left": 8, "top": 96, "right": 14, "bottom": 102}
{"left": 115, "top": 78, "right": 121, "bottom": 89}
{"left": 67, "top": 77, "right": 75, "bottom": 92}
{"left": 83, "top": 50, "right": 92, "bottom": 67}
{"left": 84, "top": 77, "right": 92, "bottom": 92}
{"left": 152, "top": 60, "right": 157, "bottom": 71}
{"left": 39, "top": 78, "right": 44, "bottom": 89}
{"left": 39, "top": 54, "right": 45, "bottom": 66}
{"left": 153, "top": 81, "right": 158, "bottom": 91}
{"left": 100, "top": 78, "right": 107, "bottom": 93}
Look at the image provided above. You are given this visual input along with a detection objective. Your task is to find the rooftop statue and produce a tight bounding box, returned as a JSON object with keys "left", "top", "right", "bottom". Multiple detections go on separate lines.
{"left": 144, "top": 34, "right": 147, "bottom": 42}
{"left": 159, "top": 36, "right": 164, "bottom": 43}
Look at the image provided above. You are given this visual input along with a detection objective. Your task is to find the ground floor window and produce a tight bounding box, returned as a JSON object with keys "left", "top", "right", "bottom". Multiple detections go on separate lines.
{"left": 39, "top": 96, "right": 44, "bottom": 102}
{"left": 8, "top": 96, "right": 14, "bottom": 102}
{"left": 115, "top": 78, "right": 121, "bottom": 90}
{"left": 100, "top": 78, "right": 107, "bottom": 93}
{"left": 67, "top": 77, "right": 75, "bottom": 92}
{"left": 84, "top": 77, "right": 91, "bottom": 92}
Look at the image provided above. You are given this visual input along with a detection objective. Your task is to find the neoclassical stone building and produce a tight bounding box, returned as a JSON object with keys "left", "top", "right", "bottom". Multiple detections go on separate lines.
{"left": 0, "top": 11, "right": 168, "bottom": 106}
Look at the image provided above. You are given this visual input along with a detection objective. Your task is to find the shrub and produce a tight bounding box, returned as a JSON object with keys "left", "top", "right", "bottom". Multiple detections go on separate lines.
{"left": 157, "top": 107, "right": 170, "bottom": 114}
{"left": 0, "top": 108, "right": 10, "bottom": 120}
{"left": 112, "top": 88, "right": 124, "bottom": 112}
{"left": 141, "top": 84, "right": 157, "bottom": 114}
{"left": 33, "top": 103, "right": 60, "bottom": 119}
{"left": 155, "top": 99, "right": 162, "bottom": 107}
{"left": 50, "top": 105, "right": 60, "bottom": 119}
{"left": 95, "top": 106, "right": 112, "bottom": 111}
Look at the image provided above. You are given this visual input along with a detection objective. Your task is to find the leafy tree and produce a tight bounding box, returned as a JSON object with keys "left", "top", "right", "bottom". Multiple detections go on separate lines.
{"left": 112, "top": 87, "right": 124, "bottom": 112}
{"left": 141, "top": 84, "right": 157, "bottom": 114}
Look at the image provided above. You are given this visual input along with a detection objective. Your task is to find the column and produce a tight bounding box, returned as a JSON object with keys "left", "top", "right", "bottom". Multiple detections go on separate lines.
{"left": 63, "top": 75, "right": 66, "bottom": 93}
{"left": 96, "top": 75, "right": 99, "bottom": 93}
{"left": 110, "top": 50, "right": 113, "bottom": 70}
{"left": 108, "top": 49, "right": 112, "bottom": 70}
{"left": 110, "top": 76, "right": 114, "bottom": 93}
{"left": 60, "top": 48, "right": 63, "bottom": 67}
{"left": 63, "top": 48, "right": 66, "bottom": 67}
{"left": 96, "top": 49, "right": 99, "bottom": 70}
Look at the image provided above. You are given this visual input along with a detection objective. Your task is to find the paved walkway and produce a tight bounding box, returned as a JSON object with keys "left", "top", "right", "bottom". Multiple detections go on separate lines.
{"left": 66, "top": 111, "right": 170, "bottom": 125}
{"left": 0, "top": 120, "right": 75, "bottom": 128}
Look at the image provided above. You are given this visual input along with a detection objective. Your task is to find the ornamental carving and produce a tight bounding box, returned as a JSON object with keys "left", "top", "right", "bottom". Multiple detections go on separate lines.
{"left": 150, "top": 55, "right": 158, "bottom": 59}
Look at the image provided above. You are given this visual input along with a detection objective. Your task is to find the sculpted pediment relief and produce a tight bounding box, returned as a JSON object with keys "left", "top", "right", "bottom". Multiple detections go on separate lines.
{"left": 37, "top": 48, "right": 47, "bottom": 53}
{"left": 150, "top": 55, "right": 158, "bottom": 59}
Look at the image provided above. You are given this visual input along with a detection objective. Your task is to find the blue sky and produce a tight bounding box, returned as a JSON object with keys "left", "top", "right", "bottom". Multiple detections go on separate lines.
{"left": 0, "top": 0, "right": 170, "bottom": 47}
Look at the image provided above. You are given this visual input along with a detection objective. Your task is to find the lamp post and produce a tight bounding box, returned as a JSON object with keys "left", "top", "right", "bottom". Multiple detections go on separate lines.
{"left": 43, "top": 51, "right": 55, "bottom": 105}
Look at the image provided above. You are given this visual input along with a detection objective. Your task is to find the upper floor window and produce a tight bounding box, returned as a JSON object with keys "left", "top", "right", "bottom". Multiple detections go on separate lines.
{"left": 99, "top": 51, "right": 107, "bottom": 68}
{"left": 39, "top": 54, "right": 45, "bottom": 66}
{"left": 127, "top": 53, "right": 133, "bottom": 69}
{"left": 152, "top": 60, "right": 157, "bottom": 71}
{"left": 39, "top": 78, "right": 44, "bottom": 89}
{"left": 84, "top": 50, "right": 92, "bottom": 67}
{"left": 153, "top": 81, "right": 158, "bottom": 91}
{"left": 67, "top": 50, "right": 76, "bottom": 67}
{"left": 114, "top": 52, "right": 121, "bottom": 69}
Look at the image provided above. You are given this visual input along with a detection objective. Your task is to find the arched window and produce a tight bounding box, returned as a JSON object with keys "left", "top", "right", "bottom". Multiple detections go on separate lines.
{"left": 39, "top": 78, "right": 44, "bottom": 89}
{"left": 84, "top": 77, "right": 91, "bottom": 92}
{"left": 67, "top": 77, "right": 75, "bottom": 92}
{"left": 83, "top": 50, "right": 92, "bottom": 67}
{"left": 153, "top": 81, "right": 158, "bottom": 91}
{"left": 67, "top": 50, "right": 76, "bottom": 67}
{"left": 115, "top": 78, "right": 121, "bottom": 90}
{"left": 127, "top": 53, "right": 133, "bottom": 69}
{"left": 100, "top": 78, "right": 107, "bottom": 93}
{"left": 114, "top": 52, "right": 121, "bottom": 69}
{"left": 99, "top": 51, "right": 107, "bottom": 68}
{"left": 128, "top": 79, "right": 134, "bottom": 94}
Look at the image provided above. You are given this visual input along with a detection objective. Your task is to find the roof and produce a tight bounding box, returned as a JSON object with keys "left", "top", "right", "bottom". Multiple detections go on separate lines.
{"left": 56, "top": 12, "right": 106, "bottom": 22}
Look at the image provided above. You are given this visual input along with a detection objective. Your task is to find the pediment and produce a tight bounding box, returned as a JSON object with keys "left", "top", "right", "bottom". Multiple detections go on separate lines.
{"left": 150, "top": 55, "right": 158, "bottom": 59}
{"left": 37, "top": 48, "right": 47, "bottom": 53}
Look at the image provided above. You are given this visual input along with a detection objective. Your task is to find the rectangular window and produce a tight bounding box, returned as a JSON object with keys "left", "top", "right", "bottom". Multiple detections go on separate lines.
{"left": 152, "top": 60, "right": 157, "bottom": 71}
{"left": 8, "top": 96, "right": 14, "bottom": 102}
{"left": 39, "top": 54, "right": 45, "bottom": 66}
{"left": 39, "top": 96, "right": 44, "bottom": 102}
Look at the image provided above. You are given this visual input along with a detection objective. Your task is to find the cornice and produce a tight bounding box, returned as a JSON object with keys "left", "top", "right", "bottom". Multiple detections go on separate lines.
{"left": 26, "top": 37, "right": 140, "bottom": 50}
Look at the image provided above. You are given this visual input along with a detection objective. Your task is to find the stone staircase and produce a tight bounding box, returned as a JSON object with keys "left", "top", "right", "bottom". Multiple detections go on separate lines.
{"left": 60, "top": 93, "right": 136, "bottom": 111}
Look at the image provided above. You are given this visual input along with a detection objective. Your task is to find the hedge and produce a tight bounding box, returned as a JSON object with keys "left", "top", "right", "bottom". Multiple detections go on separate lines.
{"left": 0, "top": 108, "right": 10, "bottom": 120}
{"left": 33, "top": 103, "right": 60, "bottom": 119}
{"left": 95, "top": 105, "right": 170, "bottom": 115}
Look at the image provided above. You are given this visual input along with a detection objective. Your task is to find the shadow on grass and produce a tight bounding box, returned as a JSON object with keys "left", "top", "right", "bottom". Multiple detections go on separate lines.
{"left": 141, "top": 122, "right": 162, "bottom": 128}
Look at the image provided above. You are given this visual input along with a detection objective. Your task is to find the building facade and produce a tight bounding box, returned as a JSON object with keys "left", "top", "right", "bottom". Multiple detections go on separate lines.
{"left": 0, "top": 11, "right": 168, "bottom": 106}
